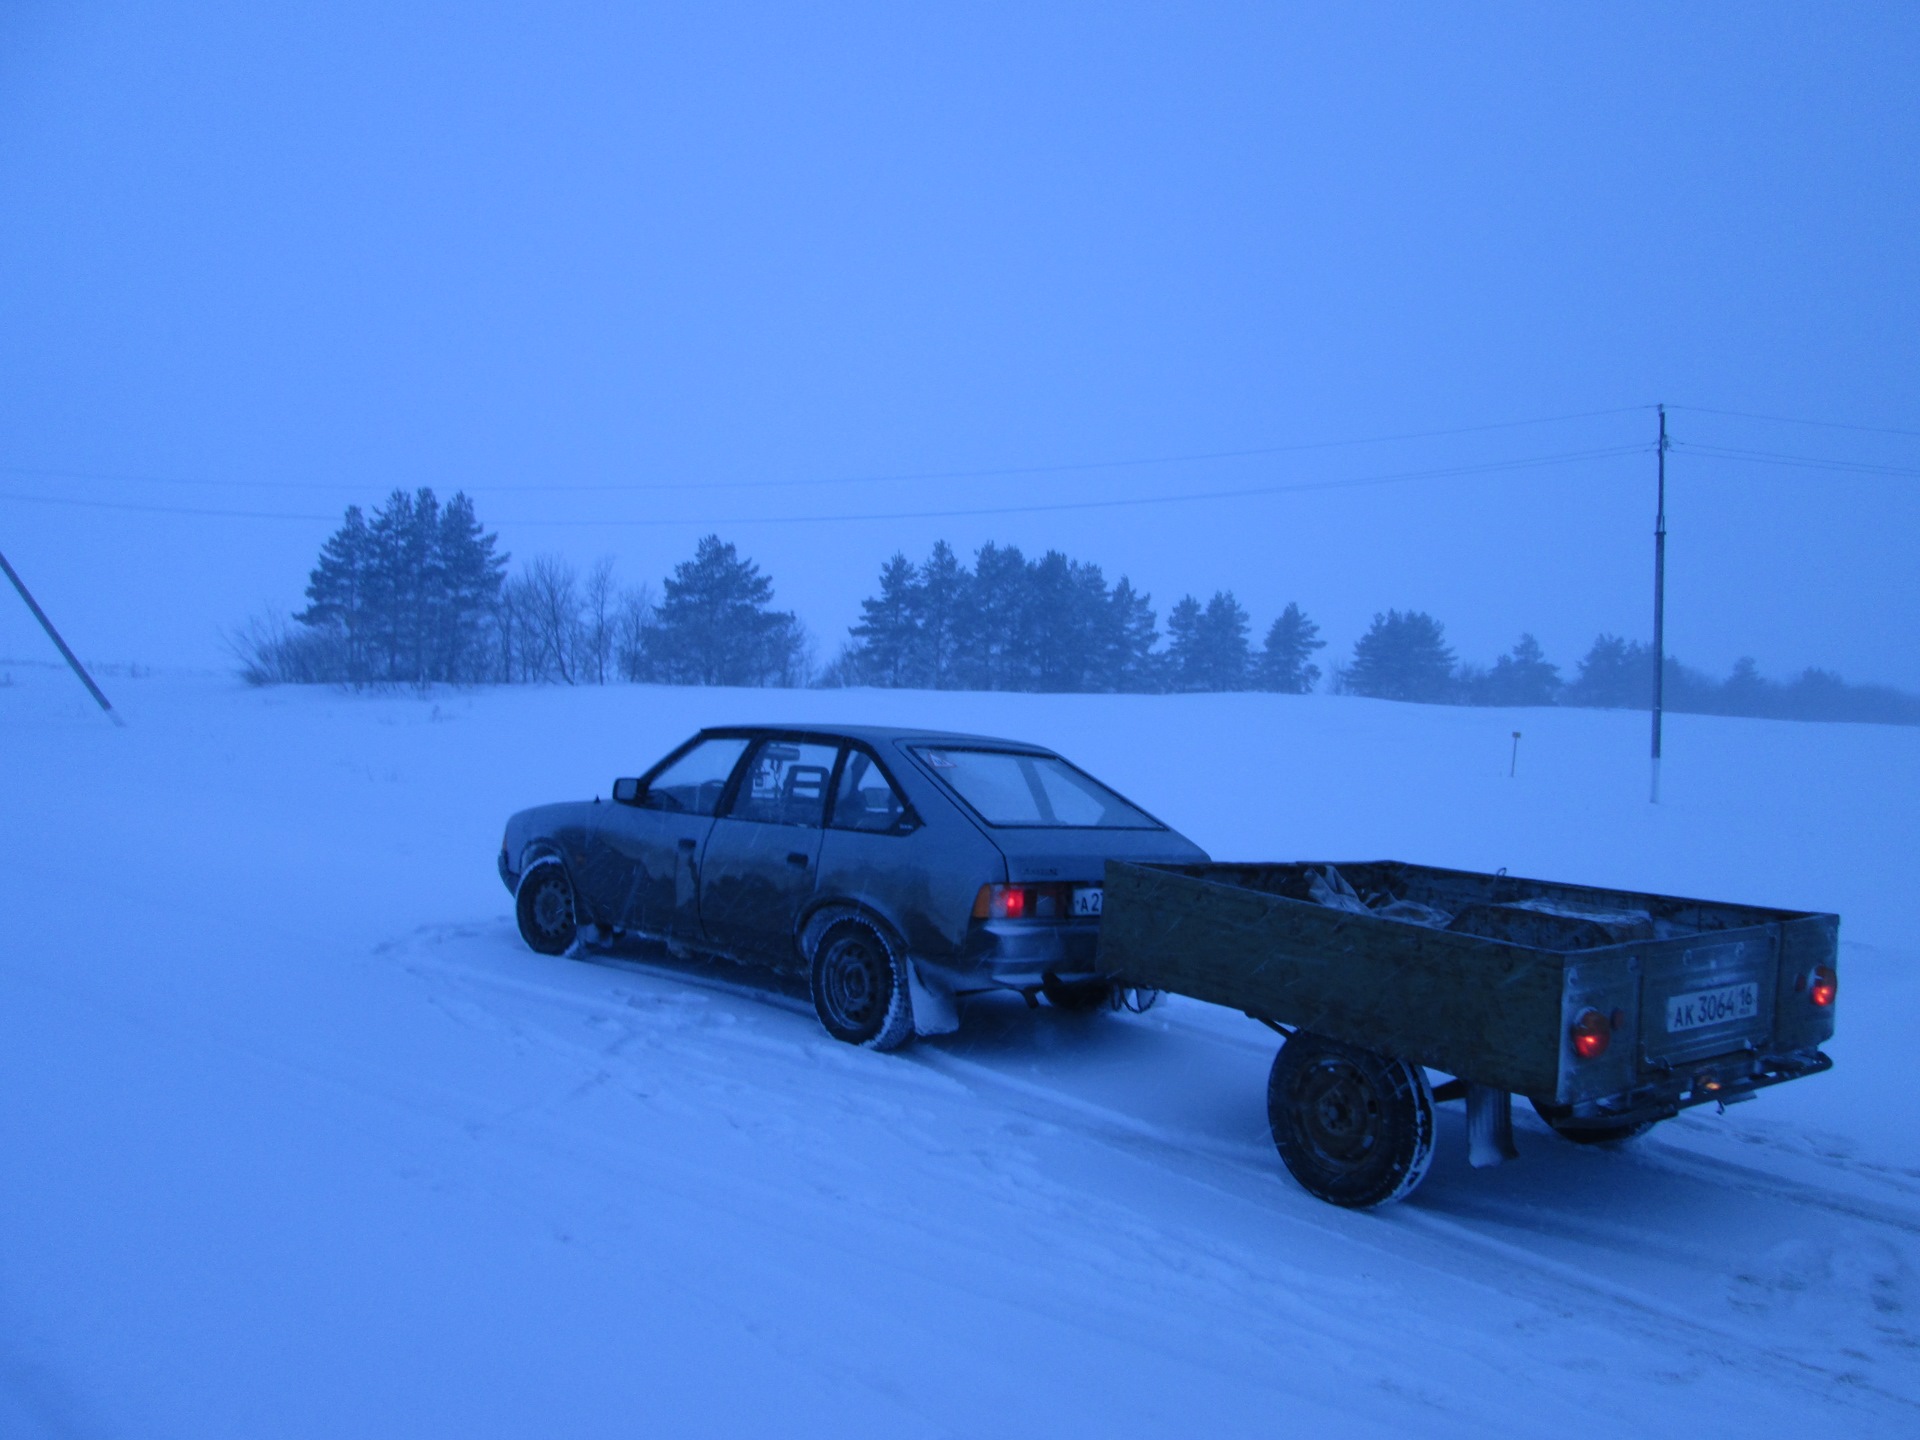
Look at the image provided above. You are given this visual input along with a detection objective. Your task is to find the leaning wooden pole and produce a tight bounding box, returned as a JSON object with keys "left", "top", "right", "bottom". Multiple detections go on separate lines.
{"left": 0, "top": 547, "right": 123, "bottom": 725}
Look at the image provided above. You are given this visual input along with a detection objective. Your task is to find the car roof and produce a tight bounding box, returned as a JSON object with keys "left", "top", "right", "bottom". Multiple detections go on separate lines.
{"left": 697, "top": 723, "right": 1053, "bottom": 754}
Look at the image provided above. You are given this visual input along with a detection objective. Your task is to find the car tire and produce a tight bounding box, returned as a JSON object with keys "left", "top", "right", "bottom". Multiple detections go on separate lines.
{"left": 810, "top": 920, "right": 915, "bottom": 1051}
{"left": 1528, "top": 1097, "right": 1657, "bottom": 1145}
{"left": 515, "top": 860, "right": 579, "bottom": 957}
{"left": 1267, "top": 1032, "right": 1436, "bottom": 1209}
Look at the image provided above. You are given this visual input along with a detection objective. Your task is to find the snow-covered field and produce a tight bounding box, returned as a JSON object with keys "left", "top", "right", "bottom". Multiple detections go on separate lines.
{"left": 3, "top": 665, "right": 1916, "bottom": 1438}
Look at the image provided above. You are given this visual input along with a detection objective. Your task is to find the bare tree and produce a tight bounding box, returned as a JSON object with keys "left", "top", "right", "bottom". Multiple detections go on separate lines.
{"left": 522, "top": 555, "right": 582, "bottom": 684}
{"left": 615, "top": 583, "right": 655, "bottom": 682}
{"left": 581, "top": 557, "right": 617, "bottom": 685}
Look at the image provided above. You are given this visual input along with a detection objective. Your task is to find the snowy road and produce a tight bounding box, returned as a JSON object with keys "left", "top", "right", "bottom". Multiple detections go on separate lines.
{"left": 3, "top": 669, "right": 1916, "bottom": 1437}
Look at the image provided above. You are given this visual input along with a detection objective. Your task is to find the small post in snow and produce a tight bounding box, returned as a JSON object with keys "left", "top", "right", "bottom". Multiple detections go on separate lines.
{"left": 1509, "top": 731, "right": 1522, "bottom": 778}
{"left": 1651, "top": 404, "right": 1668, "bottom": 804}
{"left": 0, "top": 547, "right": 123, "bottom": 725}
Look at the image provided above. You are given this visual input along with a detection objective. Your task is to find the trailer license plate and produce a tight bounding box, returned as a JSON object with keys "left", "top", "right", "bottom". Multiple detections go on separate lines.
{"left": 1072, "top": 886, "right": 1103, "bottom": 917}
{"left": 1666, "top": 982, "right": 1758, "bottom": 1033}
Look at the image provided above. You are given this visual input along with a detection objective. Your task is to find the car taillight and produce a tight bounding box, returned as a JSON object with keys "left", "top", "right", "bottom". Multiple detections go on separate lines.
{"left": 1570, "top": 1007, "right": 1610, "bottom": 1060}
{"left": 971, "top": 883, "right": 1070, "bottom": 920}
{"left": 1808, "top": 964, "right": 1837, "bottom": 1008}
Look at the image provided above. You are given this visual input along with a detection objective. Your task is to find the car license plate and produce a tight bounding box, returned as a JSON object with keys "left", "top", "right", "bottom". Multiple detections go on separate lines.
{"left": 1072, "top": 886, "right": 1103, "bottom": 917}
{"left": 1666, "top": 982, "right": 1758, "bottom": 1033}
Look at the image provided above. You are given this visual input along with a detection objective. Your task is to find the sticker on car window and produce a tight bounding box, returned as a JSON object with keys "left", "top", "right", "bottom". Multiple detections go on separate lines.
{"left": 923, "top": 750, "right": 955, "bottom": 768}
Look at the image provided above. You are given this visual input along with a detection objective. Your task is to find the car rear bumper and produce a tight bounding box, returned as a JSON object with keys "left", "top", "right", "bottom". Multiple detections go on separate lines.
{"left": 933, "top": 920, "right": 1109, "bottom": 994}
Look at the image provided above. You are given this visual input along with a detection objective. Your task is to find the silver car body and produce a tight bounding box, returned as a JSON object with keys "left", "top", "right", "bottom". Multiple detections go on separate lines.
{"left": 498, "top": 724, "right": 1209, "bottom": 1032}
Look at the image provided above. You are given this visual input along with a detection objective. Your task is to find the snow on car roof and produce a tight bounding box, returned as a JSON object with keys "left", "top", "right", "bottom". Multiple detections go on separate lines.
{"left": 697, "top": 723, "right": 1053, "bottom": 752}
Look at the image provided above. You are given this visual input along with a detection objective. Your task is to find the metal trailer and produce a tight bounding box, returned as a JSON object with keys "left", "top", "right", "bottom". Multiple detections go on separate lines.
{"left": 1098, "top": 859, "right": 1839, "bottom": 1208}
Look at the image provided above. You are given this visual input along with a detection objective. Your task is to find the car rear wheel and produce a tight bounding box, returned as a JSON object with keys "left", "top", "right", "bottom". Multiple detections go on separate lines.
{"left": 810, "top": 921, "right": 914, "bottom": 1051}
{"left": 1267, "top": 1032, "right": 1436, "bottom": 1209}
{"left": 515, "top": 861, "right": 579, "bottom": 957}
{"left": 1528, "top": 1097, "right": 1656, "bottom": 1145}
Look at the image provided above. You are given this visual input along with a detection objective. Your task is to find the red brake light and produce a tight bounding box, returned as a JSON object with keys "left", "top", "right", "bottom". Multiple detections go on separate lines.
{"left": 1809, "top": 964, "right": 1836, "bottom": 1008}
{"left": 974, "top": 883, "right": 1071, "bottom": 921}
{"left": 1570, "top": 1008, "right": 1610, "bottom": 1060}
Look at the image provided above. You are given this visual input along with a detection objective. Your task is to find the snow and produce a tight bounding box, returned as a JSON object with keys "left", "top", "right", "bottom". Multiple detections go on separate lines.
{"left": 3, "top": 665, "right": 1916, "bottom": 1438}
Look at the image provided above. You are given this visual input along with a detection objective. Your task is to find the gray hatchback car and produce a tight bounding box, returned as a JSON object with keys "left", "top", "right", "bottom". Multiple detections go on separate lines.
{"left": 499, "top": 724, "right": 1209, "bottom": 1048}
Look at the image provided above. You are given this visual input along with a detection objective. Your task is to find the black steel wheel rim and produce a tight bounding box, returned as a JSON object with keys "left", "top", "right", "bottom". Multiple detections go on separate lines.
{"left": 822, "top": 936, "right": 885, "bottom": 1030}
{"left": 1290, "top": 1057, "right": 1384, "bottom": 1172}
{"left": 529, "top": 873, "right": 573, "bottom": 940}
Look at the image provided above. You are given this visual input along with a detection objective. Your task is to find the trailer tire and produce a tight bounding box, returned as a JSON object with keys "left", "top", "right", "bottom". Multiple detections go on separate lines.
{"left": 1267, "top": 1033, "right": 1436, "bottom": 1209}
{"left": 1528, "top": 1098, "right": 1656, "bottom": 1145}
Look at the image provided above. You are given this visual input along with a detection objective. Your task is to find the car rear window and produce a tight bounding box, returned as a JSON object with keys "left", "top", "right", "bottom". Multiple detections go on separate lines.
{"left": 912, "top": 748, "right": 1158, "bottom": 829}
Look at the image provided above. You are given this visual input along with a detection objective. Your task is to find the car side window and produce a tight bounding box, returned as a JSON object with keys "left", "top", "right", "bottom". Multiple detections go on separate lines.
{"left": 727, "top": 740, "right": 838, "bottom": 827}
{"left": 830, "top": 750, "right": 911, "bottom": 833}
{"left": 641, "top": 737, "right": 750, "bottom": 815}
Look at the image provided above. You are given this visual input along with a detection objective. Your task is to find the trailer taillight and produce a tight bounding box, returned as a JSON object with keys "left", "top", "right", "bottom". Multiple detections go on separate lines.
{"left": 1808, "top": 964, "right": 1837, "bottom": 1008}
{"left": 1570, "top": 1008, "right": 1611, "bottom": 1060}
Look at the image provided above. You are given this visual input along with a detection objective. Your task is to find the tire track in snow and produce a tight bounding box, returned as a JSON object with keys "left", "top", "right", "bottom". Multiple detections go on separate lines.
{"left": 400, "top": 927, "right": 1920, "bottom": 1427}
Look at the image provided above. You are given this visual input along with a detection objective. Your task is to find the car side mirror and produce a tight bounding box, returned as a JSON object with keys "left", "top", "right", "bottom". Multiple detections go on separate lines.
{"left": 612, "top": 777, "right": 643, "bottom": 805}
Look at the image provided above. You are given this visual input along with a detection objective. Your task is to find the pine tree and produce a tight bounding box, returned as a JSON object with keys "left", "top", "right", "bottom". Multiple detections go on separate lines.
{"left": 1164, "top": 595, "right": 1205, "bottom": 692}
{"left": 967, "top": 543, "right": 1032, "bottom": 690}
{"left": 435, "top": 492, "right": 507, "bottom": 682}
{"left": 918, "top": 541, "right": 972, "bottom": 689}
{"left": 295, "top": 504, "right": 375, "bottom": 683}
{"left": 646, "top": 535, "right": 804, "bottom": 686}
{"left": 1256, "top": 603, "right": 1324, "bottom": 694}
{"left": 1104, "top": 577, "right": 1160, "bottom": 692}
{"left": 846, "top": 553, "right": 923, "bottom": 686}
{"left": 1344, "top": 610, "right": 1457, "bottom": 702}
{"left": 1193, "top": 591, "right": 1252, "bottom": 690}
{"left": 1565, "top": 634, "right": 1653, "bottom": 708}
{"left": 1480, "top": 633, "right": 1561, "bottom": 706}
{"left": 1027, "top": 551, "right": 1109, "bottom": 692}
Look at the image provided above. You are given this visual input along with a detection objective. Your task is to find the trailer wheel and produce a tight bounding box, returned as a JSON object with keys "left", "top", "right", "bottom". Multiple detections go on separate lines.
{"left": 1267, "top": 1033, "right": 1436, "bottom": 1209}
{"left": 1528, "top": 1098, "right": 1655, "bottom": 1145}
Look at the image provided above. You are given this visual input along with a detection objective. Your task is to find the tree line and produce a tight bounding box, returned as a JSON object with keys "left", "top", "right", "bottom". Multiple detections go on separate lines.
{"left": 236, "top": 497, "right": 1918, "bottom": 726}
{"left": 234, "top": 489, "right": 806, "bottom": 687}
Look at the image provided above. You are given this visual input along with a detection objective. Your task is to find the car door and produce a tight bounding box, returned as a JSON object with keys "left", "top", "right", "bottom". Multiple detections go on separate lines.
{"left": 697, "top": 738, "right": 838, "bottom": 965}
{"left": 595, "top": 735, "right": 751, "bottom": 942}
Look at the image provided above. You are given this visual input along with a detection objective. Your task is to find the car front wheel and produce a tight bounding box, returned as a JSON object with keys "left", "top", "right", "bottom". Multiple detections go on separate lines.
{"left": 515, "top": 861, "right": 579, "bottom": 956}
{"left": 810, "top": 921, "right": 914, "bottom": 1051}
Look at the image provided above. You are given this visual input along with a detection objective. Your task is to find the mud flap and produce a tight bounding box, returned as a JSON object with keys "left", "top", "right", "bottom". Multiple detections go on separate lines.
{"left": 907, "top": 960, "right": 959, "bottom": 1036}
{"left": 1467, "top": 1085, "right": 1518, "bottom": 1168}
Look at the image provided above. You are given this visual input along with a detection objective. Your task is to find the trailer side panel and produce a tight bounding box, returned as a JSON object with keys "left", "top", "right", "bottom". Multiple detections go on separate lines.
{"left": 1102, "top": 861, "right": 1566, "bottom": 1096}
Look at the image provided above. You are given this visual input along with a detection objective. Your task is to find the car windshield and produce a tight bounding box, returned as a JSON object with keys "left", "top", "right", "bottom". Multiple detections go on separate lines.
{"left": 912, "top": 748, "right": 1158, "bottom": 829}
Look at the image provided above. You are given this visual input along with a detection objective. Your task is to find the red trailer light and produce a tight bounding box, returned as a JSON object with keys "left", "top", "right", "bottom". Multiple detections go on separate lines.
{"left": 1570, "top": 1008, "right": 1611, "bottom": 1060}
{"left": 1809, "top": 964, "right": 1837, "bottom": 1008}
{"left": 1003, "top": 886, "right": 1028, "bottom": 919}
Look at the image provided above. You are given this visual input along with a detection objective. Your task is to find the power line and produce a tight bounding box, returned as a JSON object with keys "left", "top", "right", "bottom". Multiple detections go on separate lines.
{"left": 0, "top": 444, "right": 1648, "bottom": 529}
{"left": 1671, "top": 442, "right": 1920, "bottom": 480}
{"left": 1668, "top": 404, "right": 1920, "bottom": 440}
{"left": 0, "top": 403, "right": 1652, "bottom": 498}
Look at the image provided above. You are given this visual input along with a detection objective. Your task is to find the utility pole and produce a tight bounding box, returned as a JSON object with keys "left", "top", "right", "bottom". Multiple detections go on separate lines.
{"left": 1650, "top": 404, "right": 1668, "bottom": 803}
{"left": 0, "top": 547, "right": 123, "bottom": 724}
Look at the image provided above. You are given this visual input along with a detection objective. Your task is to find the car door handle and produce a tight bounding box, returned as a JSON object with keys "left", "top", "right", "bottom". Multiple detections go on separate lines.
{"left": 678, "top": 838, "right": 697, "bottom": 852}
{"left": 786, "top": 852, "right": 810, "bottom": 869}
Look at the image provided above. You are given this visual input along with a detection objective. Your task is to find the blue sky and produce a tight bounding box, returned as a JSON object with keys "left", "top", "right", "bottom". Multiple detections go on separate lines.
{"left": 3, "top": 2, "right": 1916, "bottom": 685}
